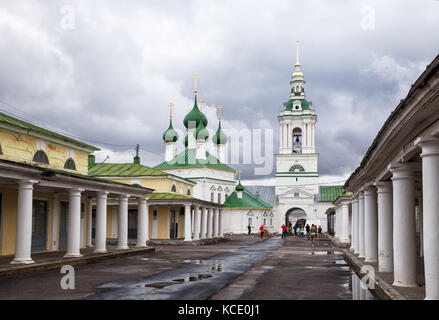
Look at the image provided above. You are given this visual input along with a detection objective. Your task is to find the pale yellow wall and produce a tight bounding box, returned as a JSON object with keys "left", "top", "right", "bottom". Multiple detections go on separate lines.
{"left": 177, "top": 207, "right": 185, "bottom": 238}
{"left": 0, "top": 129, "right": 90, "bottom": 175}
{"left": 0, "top": 187, "right": 18, "bottom": 255}
{"left": 157, "top": 206, "right": 169, "bottom": 239}
{"left": 0, "top": 188, "right": 62, "bottom": 256}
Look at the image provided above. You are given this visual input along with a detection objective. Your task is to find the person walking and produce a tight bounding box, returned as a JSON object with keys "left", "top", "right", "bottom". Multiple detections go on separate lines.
{"left": 318, "top": 225, "right": 322, "bottom": 238}
{"left": 297, "top": 226, "right": 301, "bottom": 237}
{"left": 281, "top": 224, "right": 287, "bottom": 239}
{"left": 293, "top": 224, "right": 298, "bottom": 236}
{"left": 306, "top": 224, "right": 310, "bottom": 239}
{"left": 248, "top": 224, "right": 252, "bottom": 236}
{"left": 259, "top": 224, "right": 265, "bottom": 239}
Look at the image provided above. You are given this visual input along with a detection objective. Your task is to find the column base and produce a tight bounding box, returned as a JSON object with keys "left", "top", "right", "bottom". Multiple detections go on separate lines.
{"left": 64, "top": 253, "right": 83, "bottom": 258}
{"left": 392, "top": 281, "right": 418, "bottom": 288}
{"left": 135, "top": 244, "right": 147, "bottom": 248}
{"left": 117, "top": 246, "right": 129, "bottom": 250}
{"left": 10, "top": 258, "right": 35, "bottom": 265}
{"left": 94, "top": 249, "right": 107, "bottom": 254}
{"left": 184, "top": 238, "right": 192, "bottom": 242}
{"left": 365, "top": 258, "right": 378, "bottom": 263}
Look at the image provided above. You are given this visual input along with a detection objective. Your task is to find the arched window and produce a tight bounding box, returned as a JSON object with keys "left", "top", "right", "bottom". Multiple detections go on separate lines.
{"left": 64, "top": 158, "right": 76, "bottom": 170}
{"left": 171, "top": 184, "right": 177, "bottom": 192}
{"left": 292, "top": 128, "right": 302, "bottom": 154}
{"left": 187, "top": 188, "right": 191, "bottom": 196}
{"left": 33, "top": 150, "right": 49, "bottom": 164}
{"left": 289, "top": 164, "right": 305, "bottom": 172}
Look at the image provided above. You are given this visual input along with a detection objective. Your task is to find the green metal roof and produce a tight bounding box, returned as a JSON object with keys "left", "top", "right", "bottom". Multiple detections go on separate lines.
{"left": 147, "top": 192, "right": 194, "bottom": 200}
{"left": 154, "top": 149, "right": 235, "bottom": 172}
{"left": 89, "top": 162, "right": 168, "bottom": 177}
{"left": 0, "top": 158, "right": 152, "bottom": 192}
{"left": 283, "top": 98, "right": 312, "bottom": 111}
{"left": 223, "top": 188, "right": 272, "bottom": 209}
{"left": 0, "top": 111, "right": 99, "bottom": 151}
{"left": 318, "top": 186, "right": 345, "bottom": 202}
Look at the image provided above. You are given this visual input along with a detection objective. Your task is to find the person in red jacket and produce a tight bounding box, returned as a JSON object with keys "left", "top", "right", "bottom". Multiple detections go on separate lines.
{"left": 259, "top": 224, "right": 265, "bottom": 239}
{"left": 281, "top": 224, "right": 287, "bottom": 239}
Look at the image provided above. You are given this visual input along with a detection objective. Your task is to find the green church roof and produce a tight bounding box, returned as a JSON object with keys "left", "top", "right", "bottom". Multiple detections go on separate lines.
{"left": 154, "top": 148, "right": 235, "bottom": 172}
{"left": 318, "top": 186, "right": 345, "bottom": 202}
{"left": 283, "top": 98, "right": 312, "bottom": 111}
{"left": 162, "top": 119, "right": 179, "bottom": 142}
{"left": 212, "top": 120, "right": 227, "bottom": 145}
{"left": 223, "top": 188, "right": 272, "bottom": 209}
{"left": 195, "top": 118, "right": 209, "bottom": 140}
{"left": 183, "top": 94, "right": 207, "bottom": 129}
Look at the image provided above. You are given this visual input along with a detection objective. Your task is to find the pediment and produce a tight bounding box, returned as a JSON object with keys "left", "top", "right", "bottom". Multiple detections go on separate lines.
{"left": 279, "top": 187, "right": 314, "bottom": 199}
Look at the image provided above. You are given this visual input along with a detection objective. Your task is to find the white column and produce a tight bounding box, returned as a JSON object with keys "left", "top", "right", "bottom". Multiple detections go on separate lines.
{"left": 200, "top": 206, "right": 207, "bottom": 239}
{"left": 184, "top": 204, "right": 192, "bottom": 241}
{"left": 11, "top": 180, "right": 37, "bottom": 264}
{"left": 51, "top": 194, "right": 59, "bottom": 251}
{"left": 375, "top": 181, "right": 393, "bottom": 273}
{"left": 86, "top": 197, "right": 93, "bottom": 247}
{"left": 193, "top": 206, "right": 201, "bottom": 240}
{"left": 279, "top": 123, "right": 284, "bottom": 149}
{"left": 94, "top": 191, "right": 108, "bottom": 253}
{"left": 390, "top": 163, "right": 417, "bottom": 287}
{"left": 282, "top": 123, "right": 287, "bottom": 149}
{"left": 117, "top": 194, "right": 129, "bottom": 249}
{"left": 213, "top": 208, "right": 219, "bottom": 237}
{"left": 219, "top": 208, "right": 224, "bottom": 237}
{"left": 364, "top": 186, "right": 378, "bottom": 263}
{"left": 350, "top": 199, "right": 356, "bottom": 252}
{"left": 207, "top": 207, "right": 213, "bottom": 239}
{"left": 416, "top": 136, "right": 439, "bottom": 299}
{"left": 191, "top": 209, "right": 195, "bottom": 237}
{"left": 340, "top": 201, "right": 350, "bottom": 243}
{"left": 64, "top": 188, "right": 83, "bottom": 257}
{"left": 136, "top": 198, "right": 148, "bottom": 247}
{"left": 358, "top": 191, "right": 366, "bottom": 258}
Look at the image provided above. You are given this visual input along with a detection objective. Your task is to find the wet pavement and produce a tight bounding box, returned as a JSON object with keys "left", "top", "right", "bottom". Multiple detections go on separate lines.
{"left": 0, "top": 235, "right": 377, "bottom": 300}
{"left": 86, "top": 238, "right": 284, "bottom": 300}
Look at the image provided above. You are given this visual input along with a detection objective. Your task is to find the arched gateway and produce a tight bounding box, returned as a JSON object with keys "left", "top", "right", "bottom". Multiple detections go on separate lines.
{"left": 285, "top": 208, "right": 307, "bottom": 229}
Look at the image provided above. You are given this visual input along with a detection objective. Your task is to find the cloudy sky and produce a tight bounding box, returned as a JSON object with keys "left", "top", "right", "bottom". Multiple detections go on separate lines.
{"left": 0, "top": 0, "right": 438, "bottom": 184}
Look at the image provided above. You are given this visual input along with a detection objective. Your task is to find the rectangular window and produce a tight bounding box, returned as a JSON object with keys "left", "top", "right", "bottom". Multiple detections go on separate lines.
{"left": 153, "top": 210, "right": 158, "bottom": 220}
{"left": 270, "top": 218, "right": 272, "bottom": 226}
{"left": 294, "top": 192, "right": 299, "bottom": 198}
{"left": 248, "top": 217, "right": 252, "bottom": 226}
{"left": 263, "top": 218, "right": 266, "bottom": 225}
{"left": 218, "top": 193, "right": 222, "bottom": 204}
{"left": 211, "top": 193, "right": 214, "bottom": 202}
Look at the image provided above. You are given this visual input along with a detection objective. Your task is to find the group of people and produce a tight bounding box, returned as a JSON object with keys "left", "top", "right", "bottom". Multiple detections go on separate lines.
{"left": 248, "top": 223, "right": 323, "bottom": 240}
{"left": 281, "top": 223, "right": 322, "bottom": 239}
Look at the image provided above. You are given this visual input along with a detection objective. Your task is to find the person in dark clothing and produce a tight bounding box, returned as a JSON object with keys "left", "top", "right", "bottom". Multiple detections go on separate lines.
{"left": 306, "top": 224, "right": 310, "bottom": 238}
{"left": 293, "top": 224, "right": 298, "bottom": 236}
{"left": 248, "top": 225, "right": 252, "bottom": 236}
{"left": 318, "top": 225, "right": 322, "bottom": 237}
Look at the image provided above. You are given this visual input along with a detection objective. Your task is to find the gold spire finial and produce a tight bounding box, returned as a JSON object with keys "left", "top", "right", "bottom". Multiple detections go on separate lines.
{"left": 199, "top": 97, "right": 204, "bottom": 114}
{"left": 217, "top": 104, "right": 223, "bottom": 120}
{"left": 296, "top": 39, "right": 300, "bottom": 66}
{"left": 168, "top": 102, "right": 174, "bottom": 118}
{"left": 237, "top": 169, "right": 241, "bottom": 180}
{"left": 193, "top": 75, "right": 199, "bottom": 94}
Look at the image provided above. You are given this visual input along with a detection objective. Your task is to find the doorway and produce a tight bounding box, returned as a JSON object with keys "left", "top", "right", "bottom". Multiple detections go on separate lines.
{"left": 169, "top": 209, "right": 178, "bottom": 239}
{"left": 31, "top": 199, "right": 48, "bottom": 252}
{"left": 59, "top": 201, "right": 68, "bottom": 250}
{"left": 128, "top": 209, "right": 137, "bottom": 239}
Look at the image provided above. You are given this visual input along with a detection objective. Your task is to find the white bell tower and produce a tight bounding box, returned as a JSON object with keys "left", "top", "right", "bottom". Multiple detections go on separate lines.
{"left": 275, "top": 40, "right": 319, "bottom": 191}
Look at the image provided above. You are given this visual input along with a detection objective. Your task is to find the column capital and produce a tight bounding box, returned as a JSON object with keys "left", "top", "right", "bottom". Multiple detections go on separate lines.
{"left": 119, "top": 194, "right": 130, "bottom": 200}
{"left": 69, "top": 188, "right": 84, "bottom": 196}
{"left": 389, "top": 162, "right": 418, "bottom": 180}
{"left": 375, "top": 180, "right": 392, "bottom": 193}
{"left": 97, "top": 191, "right": 109, "bottom": 198}
{"left": 363, "top": 186, "right": 377, "bottom": 196}
{"left": 415, "top": 136, "right": 439, "bottom": 157}
{"left": 18, "top": 179, "right": 38, "bottom": 189}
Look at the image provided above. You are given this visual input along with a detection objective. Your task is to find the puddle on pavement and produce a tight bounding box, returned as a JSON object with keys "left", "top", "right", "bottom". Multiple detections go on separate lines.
{"left": 141, "top": 273, "right": 213, "bottom": 289}
{"left": 262, "top": 266, "right": 274, "bottom": 270}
